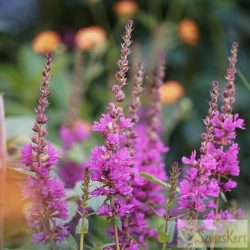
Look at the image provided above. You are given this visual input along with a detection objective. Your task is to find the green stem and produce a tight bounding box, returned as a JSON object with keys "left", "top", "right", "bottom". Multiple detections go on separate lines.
{"left": 79, "top": 208, "right": 86, "bottom": 250}
{"left": 110, "top": 196, "right": 120, "bottom": 250}
{"left": 50, "top": 238, "right": 56, "bottom": 250}
{"left": 210, "top": 175, "right": 221, "bottom": 250}
{"left": 79, "top": 232, "right": 84, "bottom": 250}
{"left": 161, "top": 219, "right": 169, "bottom": 250}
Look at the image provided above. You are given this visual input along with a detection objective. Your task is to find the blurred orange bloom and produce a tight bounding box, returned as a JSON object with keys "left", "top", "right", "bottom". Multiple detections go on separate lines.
{"left": 3, "top": 167, "right": 28, "bottom": 240}
{"left": 178, "top": 18, "right": 200, "bottom": 45}
{"left": 32, "top": 30, "right": 60, "bottom": 54}
{"left": 113, "top": 0, "right": 139, "bottom": 16}
{"left": 75, "top": 26, "right": 107, "bottom": 51}
{"left": 159, "top": 81, "right": 184, "bottom": 104}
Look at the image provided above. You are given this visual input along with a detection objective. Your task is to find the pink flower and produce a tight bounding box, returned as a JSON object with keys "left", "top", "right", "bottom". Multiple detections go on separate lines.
{"left": 119, "top": 117, "right": 132, "bottom": 128}
{"left": 207, "top": 178, "right": 220, "bottom": 197}
{"left": 21, "top": 144, "right": 33, "bottom": 166}
{"left": 97, "top": 204, "right": 112, "bottom": 217}
{"left": 47, "top": 143, "right": 60, "bottom": 167}
{"left": 21, "top": 54, "right": 68, "bottom": 243}
{"left": 188, "top": 167, "right": 198, "bottom": 180}
{"left": 223, "top": 179, "right": 237, "bottom": 191}
{"left": 92, "top": 114, "right": 113, "bottom": 133}
{"left": 182, "top": 150, "right": 197, "bottom": 165}
{"left": 179, "top": 179, "right": 191, "bottom": 195}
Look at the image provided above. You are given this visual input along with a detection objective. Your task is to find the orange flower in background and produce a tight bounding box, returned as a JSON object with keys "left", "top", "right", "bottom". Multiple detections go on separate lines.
{"left": 159, "top": 80, "right": 184, "bottom": 104}
{"left": 32, "top": 30, "right": 60, "bottom": 54}
{"left": 75, "top": 26, "right": 107, "bottom": 51}
{"left": 3, "top": 167, "right": 29, "bottom": 242}
{"left": 114, "top": 0, "right": 139, "bottom": 16}
{"left": 178, "top": 18, "right": 200, "bottom": 45}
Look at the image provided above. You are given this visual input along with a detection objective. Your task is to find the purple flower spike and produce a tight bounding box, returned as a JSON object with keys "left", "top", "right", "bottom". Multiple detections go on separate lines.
{"left": 179, "top": 43, "right": 245, "bottom": 221}
{"left": 21, "top": 54, "right": 68, "bottom": 244}
{"left": 88, "top": 19, "right": 134, "bottom": 224}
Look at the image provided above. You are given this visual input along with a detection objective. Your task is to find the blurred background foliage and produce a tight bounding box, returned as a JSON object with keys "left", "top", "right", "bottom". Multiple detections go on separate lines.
{"left": 0, "top": 0, "right": 250, "bottom": 242}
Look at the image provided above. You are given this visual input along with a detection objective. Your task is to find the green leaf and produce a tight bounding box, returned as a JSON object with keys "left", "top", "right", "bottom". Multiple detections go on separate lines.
{"left": 141, "top": 172, "right": 170, "bottom": 189}
{"left": 157, "top": 227, "right": 170, "bottom": 243}
{"left": 220, "top": 191, "right": 228, "bottom": 203}
{"left": 65, "top": 181, "right": 106, "bottom": 212}
{"left": 65, "top": 234, "right": 78, "bottom": 250}
{"left": 6, "top": 116, "right": 34, "bottom": 138}
{"left": 113, "top": 216, "right": 122, "bottom": 230}
{"left": 166, "top": 220, "right": 176, "bottom": 243}
{"left": 76, "top": 218, "right": 89, "bottom": 234}
{"left": 100, "top": 243, "right": 116, "bottom": 249}
{"left": 238, "top": 69, "right": 250, "bottom": 92}
{"left": 65, "top": 201, "right": 78, "bottom": 223}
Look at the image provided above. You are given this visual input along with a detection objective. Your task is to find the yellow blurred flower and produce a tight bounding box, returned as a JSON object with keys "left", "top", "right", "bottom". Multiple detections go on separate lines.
{"left": 178, "top": 18, "right": 199, "bottom": 46}
{"left": 32, "top": 30, "right": 60, "bottom": 54}
{"left": 159, "top": 81, "right": 184, "bottom": 104}
{"left": 113, "top": 0, "right": 139, "bottom": 16}
{"left": 75, "top": 26, "right": 107, "bottom": 51}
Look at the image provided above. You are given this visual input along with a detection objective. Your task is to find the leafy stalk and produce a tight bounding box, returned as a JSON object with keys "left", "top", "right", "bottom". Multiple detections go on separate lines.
{"left": 162, "top": 162, "right": 180, "bottom": 250}
{"left": 79, "top": 168, "right": 90, "bottom": 250}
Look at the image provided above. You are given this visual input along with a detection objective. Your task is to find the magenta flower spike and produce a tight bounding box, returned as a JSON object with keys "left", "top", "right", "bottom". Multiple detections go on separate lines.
{"left": 87, "top": 20, "right": 134, "bottom": 250}
{"left": 207, "top": 42, "right": 245, "bottom": 220}
{"left": 126, "top": 54, "right": 169, "bottom": 245}
{"left": 89, "top": 19, "right": 133, "bottom": 213}
{"left": 178, "top": 42, "right": 245, "bottom": 220}
{"left": 118, "top": 62, "right": 144, "bottom": 249}
{"left": 21, "top": 54, "right": 68, "bottom": 245}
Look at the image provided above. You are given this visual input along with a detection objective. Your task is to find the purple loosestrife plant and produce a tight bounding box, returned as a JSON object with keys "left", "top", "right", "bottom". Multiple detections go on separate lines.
{"left": 178, "top": 81, "right": 220, "bottom": 217}
{"left": 162, "top": 162, "right": 180, "bottom": 250}
{"left": 88, "top": 20, "right": 134, "bottom": 250}
{"left": 206, "top": 42, "right": 245, "bottom": 220}
{"left": 21, "top": 54, "right": 68, "bottom": 247}
{"left": 178, "top": 42, "right": 245, "bottom": 222}
{"left": 128, "top": 54, "right": 169, "bottom": 245}
{"left": 119, "top": 61, "right": 144, "bottom": 249}
{"left": 124, "top": 61, "right": 144, "bottom": 158}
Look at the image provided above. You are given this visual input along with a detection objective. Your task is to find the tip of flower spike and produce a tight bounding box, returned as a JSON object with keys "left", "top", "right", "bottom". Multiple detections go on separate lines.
{"left": 232, "top": 41, "right": 239, "bottom": 49}
{"left": 127, "top": 19, "right": 134, "bottom": 27}
{"left": 46, "top": 53, "right": 52, "bottom": 62}
{"left": 213, "top": 80, "right": 219, "bottom": 87}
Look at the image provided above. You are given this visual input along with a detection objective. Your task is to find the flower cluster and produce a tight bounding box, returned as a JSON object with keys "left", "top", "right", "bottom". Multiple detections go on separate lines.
{"left": 88, "top": 20, "right": 134, "bottom": 220}
{"left": 125, "top": 55, "right": 169, "bottom": 246}
{"left": 133, "top": 54, "right": 168, "bottom": 214}
{"left": 21, "top": 19, "right": 246, "bottom": 250}
{"left": 117, "top": 62, "right": 145, "bottom": 248}
{"left": 21, "top": 54, "right": 68, "bottom": 244}
{"left": 179, "top": 42, "right": 245, "bottom": 219}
